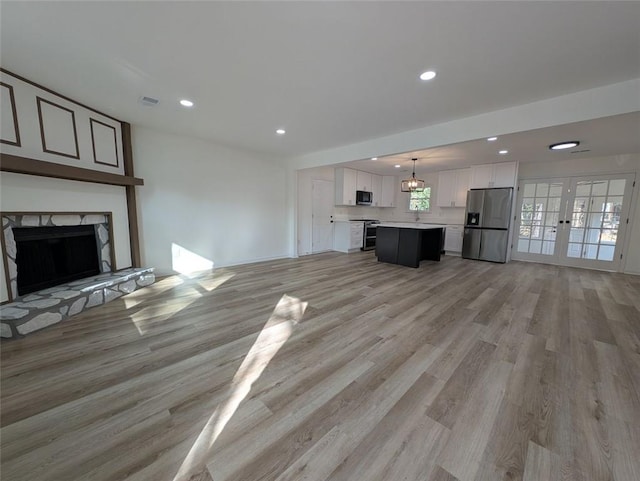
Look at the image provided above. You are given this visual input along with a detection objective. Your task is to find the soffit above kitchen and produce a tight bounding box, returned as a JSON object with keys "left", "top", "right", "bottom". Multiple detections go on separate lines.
{"left": 1, "top": 1, "right": 638, "bottom": 158}
{"left": 337, "top": 111, "right": 640, "bottom": 175}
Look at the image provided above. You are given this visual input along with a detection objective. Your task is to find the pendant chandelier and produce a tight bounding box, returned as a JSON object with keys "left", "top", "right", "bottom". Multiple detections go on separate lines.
{"left": 400, "top": 158, "right": 425, "bottom": 192}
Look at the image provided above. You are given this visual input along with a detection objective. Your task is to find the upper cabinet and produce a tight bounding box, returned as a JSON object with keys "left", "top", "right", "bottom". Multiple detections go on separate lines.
{"left": 335, "top": 167, "right": 358, "bottom": 206}
{"left": 437, "top": 168, "right": 470, "bottom": 207}
{"left": 380, "top": 175, "right": 395, "bottom": 207}
{"left": 371, "top": 174, "right": 382, "bottom": 207}
{"left": 470, "top": 161, "right": 517, "bottom": 189}
{"left": 335, "top": 168, "right": 395, "bottom": 207}
{"left": 356, "top": 170, "right": 373, "bottom": 191}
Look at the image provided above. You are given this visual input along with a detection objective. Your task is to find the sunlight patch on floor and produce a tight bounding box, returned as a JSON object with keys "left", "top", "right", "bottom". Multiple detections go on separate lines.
{"left": 196, "top": 271, "right": 236, "bottom": 292}
{"left": 123, "top": 275, "right": 185, "bottom": 309}
{"left": 171, "top": 294, "right": 308, "bottom": 481}
{"left": 130, "top": 287, "right": 202, "bottom": 335}
{"left": 172, "top": 243, "right": 214, "bottom": 278}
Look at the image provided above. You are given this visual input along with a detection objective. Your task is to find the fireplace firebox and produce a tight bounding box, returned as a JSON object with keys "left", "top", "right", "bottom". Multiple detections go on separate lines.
{"left": 13, "top": 225, "right": 101, "bottom": 296}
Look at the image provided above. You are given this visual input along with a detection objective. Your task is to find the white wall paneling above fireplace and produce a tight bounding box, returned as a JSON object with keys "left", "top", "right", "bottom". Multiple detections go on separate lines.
{"left": 0, "top": 69, "right": 124, "bottom": 175}
{"left": 36, "top": 97, "right": 80, "bottom": 159}
{"left": 0, "top": 82, "right": 21, "bottom": 146}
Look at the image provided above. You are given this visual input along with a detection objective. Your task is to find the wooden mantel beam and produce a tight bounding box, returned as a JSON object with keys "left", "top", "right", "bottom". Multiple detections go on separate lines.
{"left": 0, "top": 153, "right": 144, "bottom": 187}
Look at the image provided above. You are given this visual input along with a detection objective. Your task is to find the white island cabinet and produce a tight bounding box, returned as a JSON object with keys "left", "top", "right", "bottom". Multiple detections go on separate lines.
{"left": 334, "top": 221, "right": 364, "bottom": 253}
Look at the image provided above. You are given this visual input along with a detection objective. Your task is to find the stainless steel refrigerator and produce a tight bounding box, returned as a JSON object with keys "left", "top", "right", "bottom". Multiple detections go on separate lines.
{"left": 462, "top": 187, "right": 513, "bottom": 263}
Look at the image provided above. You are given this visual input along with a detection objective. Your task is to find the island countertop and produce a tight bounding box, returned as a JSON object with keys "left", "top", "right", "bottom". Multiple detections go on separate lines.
{"left": 377, "top": 223, "right": 447, "bottom": 230}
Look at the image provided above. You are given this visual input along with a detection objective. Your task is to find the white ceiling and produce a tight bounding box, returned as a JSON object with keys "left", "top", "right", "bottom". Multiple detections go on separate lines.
{"left": 1, "top": 1, "right": 639, "bottom": 160}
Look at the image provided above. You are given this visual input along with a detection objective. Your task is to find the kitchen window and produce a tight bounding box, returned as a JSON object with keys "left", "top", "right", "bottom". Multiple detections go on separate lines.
{"left": 408, "top": 186, "right": 432, "bottom": 212}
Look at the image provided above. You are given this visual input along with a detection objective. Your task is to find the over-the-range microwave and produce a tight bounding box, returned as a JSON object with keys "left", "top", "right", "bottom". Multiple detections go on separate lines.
{"left": 356, "top": 190, "right": 372, "bottom": 205}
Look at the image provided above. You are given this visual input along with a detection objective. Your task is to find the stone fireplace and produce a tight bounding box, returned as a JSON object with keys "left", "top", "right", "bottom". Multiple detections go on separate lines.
{"left": 1, "top": 212, "right": 154, "bottom": 339}
{"left": 2, "top": 212, "right": 114, "bottom": 302}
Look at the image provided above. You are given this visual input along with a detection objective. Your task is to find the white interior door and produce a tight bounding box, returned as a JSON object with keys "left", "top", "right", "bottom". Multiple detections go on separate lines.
{"left": 311, "top": 179, "right": 334, "bottom": 253}
{"left": 513, "top": 174, "right": 635, "bottom": 271}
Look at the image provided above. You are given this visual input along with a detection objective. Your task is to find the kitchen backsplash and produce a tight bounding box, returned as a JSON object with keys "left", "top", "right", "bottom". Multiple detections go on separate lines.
{"left": 334, "top": 204, "right": 465, "bottom": 225}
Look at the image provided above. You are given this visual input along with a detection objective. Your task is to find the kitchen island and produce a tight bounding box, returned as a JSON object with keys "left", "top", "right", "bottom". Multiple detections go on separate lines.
{"left": 375, "top": 223, "right": 446, "bottom": 268}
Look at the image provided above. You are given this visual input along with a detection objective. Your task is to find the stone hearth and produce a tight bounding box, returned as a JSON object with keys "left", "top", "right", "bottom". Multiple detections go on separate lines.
{"left": 1, "top": 267, "right": 154, "bottom": 339}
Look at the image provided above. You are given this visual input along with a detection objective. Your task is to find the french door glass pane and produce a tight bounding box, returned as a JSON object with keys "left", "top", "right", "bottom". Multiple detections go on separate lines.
{"left": 569, "top": 227, "right": 585, "bottom": 243}
{"left": 598, "top": 245, "right": 615, "bottom": 261}
{"left": 592, "top": 197, "right": 607, "bottom": 212}
{"left": 518, "top": 238, "right": 529, "bottom": 251}
{"left": 549, "top": 184, "right": 563, "bottom": 197}
{"left": 567, "top": 243, "right": 582, "bottom": 258}
{"left": 584, "top": 244, "right": 598, "bottom": 260}
{"left": 575, "top": 182, "right": 592, "bottom": 196}
{"left": 536, "top": 183, "right": 549, "bottom": 197}
{"left": 609, "top": 180, "right": 625, "bottom": 195}
{"left": 530, "top": 239, "right": 542, "bottom": 253}
{"left": 592, "top": 181, "right": 608, "bottom": 195}
{"left": 523, "top": 184, "right": 535, "bottom": 197}
{"left": 586, "top": 228, "right": 601, "bottom": 243}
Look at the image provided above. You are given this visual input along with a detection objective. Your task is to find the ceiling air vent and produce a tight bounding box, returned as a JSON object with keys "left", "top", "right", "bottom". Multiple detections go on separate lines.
{"left": 139, "top": 96, "right": 159, "bottom": 107}
{"left": 571, "top": 149, "right": 591, "bottom": 154}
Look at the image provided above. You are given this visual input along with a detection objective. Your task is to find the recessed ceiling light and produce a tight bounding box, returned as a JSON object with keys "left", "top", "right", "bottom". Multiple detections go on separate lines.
{"left": 180, "top": 99, "right": 194, "bottom": 107}
{"left": 499, "top": 150, "right": 508, "bottom": 155}
{"left": 371, "top": 157, "right": 378, "bottom": 161}
{"left": 487, "top": 137, "right": 498, "bottom": 141}
{"left": 276, "top": 129, "right": 286, "bottom": 135}
{"left": 419, "top": 70, "right": 437, "bottom": 81}
{"left": 549, "top": 141, "right": 580, "bottom": 150}
{"left": 394, "top": 164, "right": 401, "bottom": 168}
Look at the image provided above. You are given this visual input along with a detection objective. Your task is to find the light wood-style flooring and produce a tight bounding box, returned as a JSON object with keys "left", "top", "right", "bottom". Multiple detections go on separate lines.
{"left": 1, "top": 252, "right": 640, "bottom": 481}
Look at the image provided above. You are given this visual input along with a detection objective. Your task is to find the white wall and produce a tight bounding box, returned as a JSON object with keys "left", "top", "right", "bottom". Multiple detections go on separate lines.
{"left": 0, "top": 172, "right": 132, "bottom": 302}
{"left": 518, "top": 154, "right": 640, "bottom": 274}
{"left": 133, "top": 127, "right": 289, "bottom": 275}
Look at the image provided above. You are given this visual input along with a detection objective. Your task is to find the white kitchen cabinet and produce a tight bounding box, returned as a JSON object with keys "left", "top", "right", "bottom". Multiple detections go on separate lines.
{"left": 470, "top": 162, "right": 517, "bottom": 188}
{"left": 380, "top": 175, "right": 396, "bottom": 207}
{"left": 333, "top": 221, "right": 364, "bottom": 253}
{"left": 444, "top": 225, "right": 464, "bottom": 253}
{"left": 371, "top": 174, "right": 382, "bottom": 206}
{"left": 335, "top": 168, "right": 358, "bottom": 205}
{"left": 492, "top": 162, "right": 518, "bottom": 188}
{"left": 436, "top": 168, "right": 470, "bottom": 208}
{"left": 356, "top": 171, "right": 373, "bottom": 191}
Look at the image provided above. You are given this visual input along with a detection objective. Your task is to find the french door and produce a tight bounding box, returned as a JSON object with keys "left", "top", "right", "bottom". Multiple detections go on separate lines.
{"left": 513, "top": 174, "right": 635, "bottom": 271}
